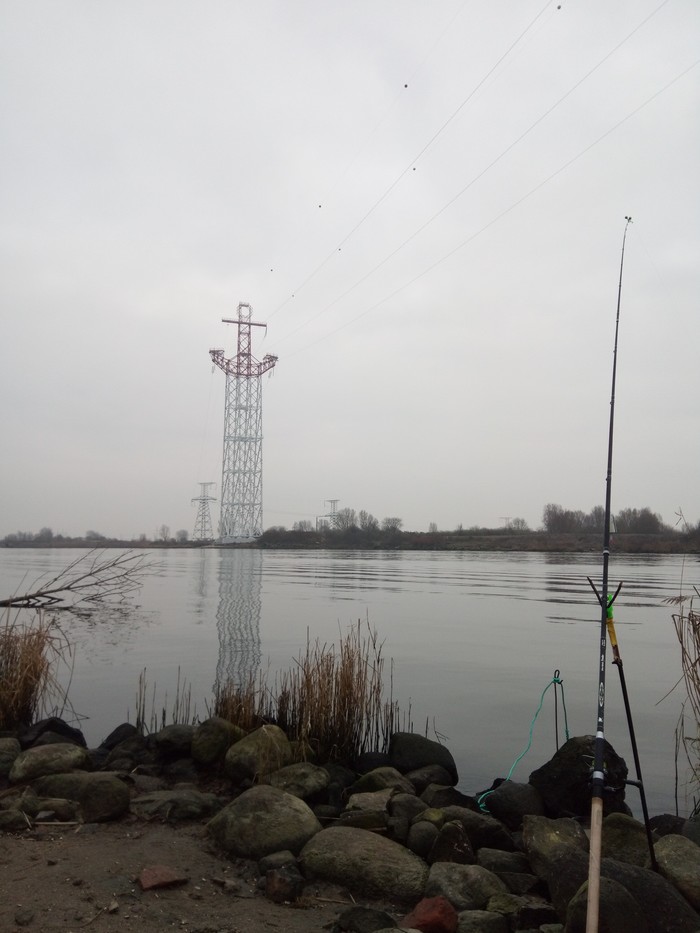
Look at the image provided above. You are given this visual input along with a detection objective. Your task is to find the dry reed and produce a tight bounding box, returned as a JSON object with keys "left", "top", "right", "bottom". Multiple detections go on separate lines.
{"left": 665, "top": 588, "right": 700, "bottom": 814}
{"left": 134, "top": 666, "right": 195, "bottom": 734}
{"left": 0, "top": 611, "right": 72, "bottom": 730}
{"left": 215, "top": 620, "right": 408, "bottom": 763}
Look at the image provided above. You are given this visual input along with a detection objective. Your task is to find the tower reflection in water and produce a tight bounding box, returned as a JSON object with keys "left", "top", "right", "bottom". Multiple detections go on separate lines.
{"left": 215, "top": 549, "right": 262, "bottom": 692}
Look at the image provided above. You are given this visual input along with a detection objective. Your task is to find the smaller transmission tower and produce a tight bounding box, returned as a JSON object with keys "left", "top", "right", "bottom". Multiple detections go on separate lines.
{"left": 192, "top": 482, "right": 216, "bottom": 541}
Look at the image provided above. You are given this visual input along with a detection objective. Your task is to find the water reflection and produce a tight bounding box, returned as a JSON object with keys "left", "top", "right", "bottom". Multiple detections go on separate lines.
{"left": 215, "top": 550, "right": 262, "bottom": 691}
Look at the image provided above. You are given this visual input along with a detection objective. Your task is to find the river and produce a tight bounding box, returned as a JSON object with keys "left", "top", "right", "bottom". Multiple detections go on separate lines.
{"left": 2, "top": 547, "right": 698, "bottom": 817}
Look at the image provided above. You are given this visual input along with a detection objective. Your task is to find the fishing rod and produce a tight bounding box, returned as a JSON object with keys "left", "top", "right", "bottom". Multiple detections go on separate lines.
{"left": 585, "top": 216, "right": 632, "bottom": 933}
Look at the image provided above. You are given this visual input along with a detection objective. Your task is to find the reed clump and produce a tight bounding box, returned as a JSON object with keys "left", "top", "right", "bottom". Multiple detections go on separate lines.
{"left": 215, "top": 620, "right": 407, "bottom": 763}
{"left": 0, "top": 613, "right": 70, "bottom": 731}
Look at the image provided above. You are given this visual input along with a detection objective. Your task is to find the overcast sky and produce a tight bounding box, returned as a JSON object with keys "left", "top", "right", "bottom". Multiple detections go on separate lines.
{"left": 1, "top": 0, "right": 698, "bottom": 539}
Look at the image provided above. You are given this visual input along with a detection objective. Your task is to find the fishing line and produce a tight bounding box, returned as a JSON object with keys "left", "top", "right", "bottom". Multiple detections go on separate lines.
{"left": 269, "top": 56, "right": 699, "bottom": 362}
{"left": 268, "top": 0, "right": 675, "bottom": 354}
{"left": 267, "top": 0, "right": 555, "bottom": 321}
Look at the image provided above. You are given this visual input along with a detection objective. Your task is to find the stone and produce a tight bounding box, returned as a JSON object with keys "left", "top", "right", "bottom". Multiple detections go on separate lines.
{"left": 654, "top": 833, "right": 700, "bottom": 911}
{"left": 265, "top": 761, "right": 330, "bottom": 799}
{"left": 402, "top": 895, "right": 458, "bottom": 933}
{"left": 32, "top": 772, "right": 130, "bottom": 822}
{"left": 441, "top": 806, "right": 515, "bottom": 852}
{"left": 0, "top": 810, "right": 30, "bottom": 832}
{"left": 565, "top": 876, "right": 649, "bottom": 933}
{"left": 346, "top": 787, "right": 395, "bottom": 812}
{"left": 648, "top": 813, "right": 685, "bottom": 837}
{"left": 265, "top": 863, "right": 305, "bottom": 903}
{"left": 427, "top": 819, "right": 475, "bottom": 865}
{"left": 9, "top": 742, "right": 92, "bottom": 783}
{"left": 682, "top": 815, "right": 700, "bottom": 847}
{"left": 390, "top": 732, "right": 459, "bottom": 784}
{"left": 476, "top": 848, "right": 531, "bottom": 874}
{"left": 138, "top": 865, "right": 189, "bottom": 890}
{"left": 207, "top": 784, "right": 321, "bottom": 858}
{"left": 521, "top": 814, "right": 589, "bottom": 918}
{"left": 19, "top": 717, "right": 86, "bottom": 749}
{"left": 223, "top": 724, "right": 292, "bottom": 783}
{"left": 600, "top": 856, "right": 700, "bottom": 933}
{"left": 422, "top": 785, "right": 478, "bottom": 810}
{"left": 406, "top": 764, "right": 455, "bottom": 794}
{"left": 480, "top": 780, "right": 544, "bottom": 830}
{"left": 528, "top": 735, "right": 628, "bottom": 819}
{"left": 389, "top": 792, "right": 430, "bottom": 822}
{"left": 349, "top": 766, "right": 416, "bottom": 796}
{"left": 153, "top": 723, "right": 194, "bottom": 758}
{"left": 456, "top": 910, "right": 508, "bottom": 933}
{"left": 332, "top": 905, "right": 397, "bottom": 932}
{"left": 407, "top": 819, "right": 440, "bottom": 858}
{"left": 0, "top": 737, "right": 21, "bottom": 778}
{"left": 99, "top": 722, "right": 139, "bottom": 750}
{"left": 191, "top": 716, "right": 244, "bottom": 765}
{"left": 258, "top": 850, "right": 296, "bottom": 873}
{"left": 300, "top": 825, "right": 429, "bottom": 900}
{"left": 130, "top": 788, "right": 225, "bottom": 821}
{"left": 601, "top": 812, "right": 652, "bottom": 866}
{"left": 426, "top": 862, "right": 507, "bottom": 911}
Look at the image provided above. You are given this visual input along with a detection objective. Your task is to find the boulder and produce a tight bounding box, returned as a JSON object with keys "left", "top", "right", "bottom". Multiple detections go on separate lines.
{"left": 480, "top": 780, "right": 544, "bottom": 830}
{"left": 350, "top": 766, "right": 415, "bottom": 796}
{"left": 407, "top": 819, "right": 440, "bottom": 858}
{"left": 207, "top": 784, "right": 321, "bottom": 858}
{"left": 521, "top": 814, "right": 589, "bottom": 919}
{"left": 9, "top": 742, "right": 91, "bottom": 783}
{"left": 152, "top": 724, "right": 194, "bottom": 758}
{"left": 332, "top": 905, "right": 397, "bottom": 932}
{"left": 425, "top": 862, "right": 506, "bottom": 911}
{"left": 455, "top": 910, "right": 508, "bottom": 932}
{"left": 0, "top": 737, "right": 21, "bottom": 778}
{"left": 528, "top": 735, "right": 628, "bottom": 819}
{"left": 601, "top": 812, "right": 652, "bottom": 866}
{"left": 565, "top": 876, "right": 649, "bottom": 933}
{"left": 264, "top": 761, "right": 330, "bottom": 800}
{"left": 390, "top": 732, "right": 458, "bottom": 784}
{"left": 99, "top": 722, "right": 139, "bottom": 750}
{"left": 223, "top": 724, "right": 292, "bottom": 783}
{"left": 300, "top": 825, "right": 429, "bottom": 900}
{"left": 654, "top": 833, "right": 700, "bottom": 911}
{"left": 441, "top": 806, "right": 515, "bottom": 852}
{"left": 130, "top": 788, "right": 225, "bottom": 821}
{"left": 191, "top": 716, "right": 244, "bottom": 765}
{"left": 406, "top": 764, "right": 455, "bottom": 794}
{"left": 388, "top": 792, "right": 430, "bottom": 822}
{"left": 427, "top": 819, "right": 475, "bottom": 865}
{"left": 682, "top": 815, "right": 700, "bottom": 847}
{"left": 32, "top": 772, "right": 130, "bottom": 822}
{"left": 19, "top": 717, "right": 86, "bottom": 749}
{"left": 600, "top": 856, "right": 700, "bottom": 933}
{"left": 402, "top": 895, "right": 458, "bottom": 933}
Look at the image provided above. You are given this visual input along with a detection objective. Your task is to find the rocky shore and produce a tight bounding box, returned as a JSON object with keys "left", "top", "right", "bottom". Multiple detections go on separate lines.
{"left": 1, "top": 716, "right": 699, "bottom": 933}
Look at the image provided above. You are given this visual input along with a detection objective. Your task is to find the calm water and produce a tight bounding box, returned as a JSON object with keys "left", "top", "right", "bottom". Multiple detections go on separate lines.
{"left": 2, "top": 547, "right": 698, "bottom": 817}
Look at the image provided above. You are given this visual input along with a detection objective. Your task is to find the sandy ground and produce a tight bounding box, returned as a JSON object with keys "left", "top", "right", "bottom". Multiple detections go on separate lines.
{"left": 0, "top": 815, "right": 404, "bottom": 933}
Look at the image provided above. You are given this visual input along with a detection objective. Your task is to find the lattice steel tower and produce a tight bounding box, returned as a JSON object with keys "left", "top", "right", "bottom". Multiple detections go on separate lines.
{"left": 191, "top": 482, "right": 216, "bottom": 541}
{"left": 210, "top": 303, "right": 278, "bottom": 543}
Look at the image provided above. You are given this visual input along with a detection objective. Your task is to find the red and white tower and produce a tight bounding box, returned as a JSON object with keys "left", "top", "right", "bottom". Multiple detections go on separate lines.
{"left": 210, "top": 303, "right": 278, "bottom": 543}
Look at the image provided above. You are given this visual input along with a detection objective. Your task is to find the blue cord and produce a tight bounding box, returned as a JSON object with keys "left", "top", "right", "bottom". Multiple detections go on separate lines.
{"left": 478, "top": 672, "right": 569, "bottom": 812}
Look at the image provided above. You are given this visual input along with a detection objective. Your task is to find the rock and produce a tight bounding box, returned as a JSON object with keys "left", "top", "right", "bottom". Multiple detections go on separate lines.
{"left": 682, "top": 815, "right": 700, "bottom": 847}
{"left": 19, "top": 793, "right": 80, "bottom": 821}
{"left": 565, "top": 876, "right": 649, "bottom": 933}
{"left": 138, "top": 865, "right": 189, "bottom": 890}
{"left": 0, "top": 810, "right": 30, "bottom": 832}
{"left": 654, "top": 833, "right": 700, "bottom": 911}
{"left": 9, "top": 742, "right": 92, "bottom": 783}
{"left": 207, "top": 784, "right": 321, "bottom": 858}
{"left": 476, "top": 848, "right": 531, "bottom": 874}
{"left": 300, "top": 825, "right": 429, "bottom": 900}
{"left": 402, "top": 895, "right": 458, "bottom": 933}
{"left": 486, "top": 892, "right": 559, "bottom": 929}
{"left": 14, "top": 907, "right": 35, "bottom": 927}
{"left": 480, "top": 780, "right": 544, "bottom": 830}
{"left": 600, "top": 856, "right": 700, "bottom": 933}
{"left": 390, "top": 732, "right": 459, "bottom": 784}
{"left": 521, "top": 814, "right": 589, "bottom": 919}
{"left": 190, "top": 716, "right": 244, "bottom": 765}
{"left": 346, "top": 787, "right": 395, "bottom": 812}
{"left": 441, "top": 806, "right": 515, "bottom": 852}
{"left": 104, "top": 734, "right": 157, "bottom": 771}
{"left": 601, "top": 812, "right": 652, "bottom": 866}
{"left": 528, "top": 735, "right": 628, "bottom": 819}
{"left": 422, "top": 785, "right": 477, "bottom": 810}
{"left": 337, "top": 808, "right": 390, "bottom": 831}
{"left": 99, "top": 722, "right": 139, "bottom": 750}
{"left": 265, "top": 863, "right": 305, "bottom": 903}
{"left": 258, "top": 850, "right": 296, "bottom": 873}
{"left": 389, "top": 792, "right": 430, "bottom": 822}
{"left": 265, "top": 761, "right": 330, "bottom": 799}
{"left": 406, "top": 764, "right": 455, "bottom": 794}
{"left": 153, "top": 724, "right": 194, "bottom": 758}
{"left": 19, "top": 717, "right": 86, "bottom": 749}
{"left": 32, "top": 772, "right": 130, "bottom": 822}
{"left": 455, "top": 910, "right": 508, "bottom": 932}
{"left": 425, "top": 862, "right": 506, "bottom": 911}
{"left": 407, "top": 819, "right": 440, "bottom": 858}
{"left": 648, "top": 813, "right": 685, "bottom": 837}
{"left": 223, "top": 724, "right": 292, "bottom": 783}
{"left": 354, "top": 751, "right": 392, "bottom": 774}
{"left": 130, "top": 788, "right": 225, "bottom": 821}
{"left": 427, "top": 819, "right": 475, "bottom": 865}
{"left": 350, "top": 766, "right": 416, "bottom": 796}
{"left": 0, "top": 737, "right": 21, "bottom": 778}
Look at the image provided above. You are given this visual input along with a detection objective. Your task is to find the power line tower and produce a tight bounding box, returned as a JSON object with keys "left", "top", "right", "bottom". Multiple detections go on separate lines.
{"left": 210, "top": 302, "right": 278, "bottom": 543}
{"left": 192, "top": 482, "right": 216, "bottom": 541}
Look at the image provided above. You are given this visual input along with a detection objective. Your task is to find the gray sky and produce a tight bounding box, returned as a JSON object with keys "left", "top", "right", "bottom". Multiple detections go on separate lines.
{"left": 1, "top": 0, "right": 698, "bottom": 539}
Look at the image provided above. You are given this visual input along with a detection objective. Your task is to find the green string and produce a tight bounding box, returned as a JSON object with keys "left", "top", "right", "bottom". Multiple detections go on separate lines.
{"left": 478, "top": 673, "right": 569, "bottom": 812}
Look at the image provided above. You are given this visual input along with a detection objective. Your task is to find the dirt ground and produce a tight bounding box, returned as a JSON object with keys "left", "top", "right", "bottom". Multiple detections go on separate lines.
{"left": 0, "top": 816, "right": 404, "bottom": 933}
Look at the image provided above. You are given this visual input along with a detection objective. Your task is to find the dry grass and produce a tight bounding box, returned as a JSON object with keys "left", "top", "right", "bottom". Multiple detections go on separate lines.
{"left": 665, "top": 588, "right": 700, "bottom": 814}
{"left": 215, "top": 620, "right": 409, "bottom": 763}
{"left": 0, "top": 611, "right": 72, "bottom": 731}
{"left": 134, "top": 667, "right": 195, "bottom": 734}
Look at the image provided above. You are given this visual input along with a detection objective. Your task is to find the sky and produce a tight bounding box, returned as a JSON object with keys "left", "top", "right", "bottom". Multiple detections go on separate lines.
{"left": 1, "top": 0, "right": 698, "bottom": 540}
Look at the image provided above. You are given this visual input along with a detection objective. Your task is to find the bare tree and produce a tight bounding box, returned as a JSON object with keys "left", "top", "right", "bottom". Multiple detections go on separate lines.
{"left": 381, "top": 517, "right": 403, "bottom": 532}
{"left": 159, "top": 524, "right": 171, "bottom": 542}
{"left": 359, "top": 510, "right": 379, "bottom": 532}
{"left": 333, "top": 508, "right": 357, "bottom": 531}
{"left": 0, "top": 550, "right": 150, "bottom": 610}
